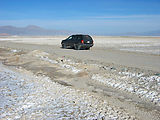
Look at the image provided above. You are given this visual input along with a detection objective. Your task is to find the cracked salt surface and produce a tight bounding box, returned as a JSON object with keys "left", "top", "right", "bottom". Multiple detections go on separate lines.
{"left": 10, "top": 49, "right": 21, "bottom": 53}
{"left": 28, "top": 50, "right": 160, "bottom": 105}
{"left": 34, "top": 51, "right": 81, "bottom": 73}
{"left": 92, "top": 72, "right": 160, "bottom": 105}
{"left": 120, "top": 48, "right": 160, "bottom": 55}
{"left": 0, "top": 64, "right": 134, "bottom": 120}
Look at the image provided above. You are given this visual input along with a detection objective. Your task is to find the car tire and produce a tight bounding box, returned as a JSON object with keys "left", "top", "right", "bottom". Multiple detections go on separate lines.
{"left": 62, "top": 44, "right": 64, "bottom": 48}
{"left": 62, "top": 44, "right": 67, "bottom": 49}
{"left": 85, "top": 47, "right": 90, "bottom": 50}
{"left": 74, "top": 44, "right": 81, "bottom": 50}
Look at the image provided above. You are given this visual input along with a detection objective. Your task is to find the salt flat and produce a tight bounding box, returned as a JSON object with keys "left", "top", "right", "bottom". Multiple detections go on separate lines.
{"left": 1, "top": 36, "right": 160, "bottom": 55}
{"left": 0, "top": 36, "right": 160, "bottom": 119}
{"left": 0, "top": 36, "right": 160, "bottom": 71}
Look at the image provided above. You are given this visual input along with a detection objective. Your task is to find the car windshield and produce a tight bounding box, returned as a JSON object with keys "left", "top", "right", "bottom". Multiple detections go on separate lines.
{"left": 68, "top": 36, "right": 72, "bottom": 40}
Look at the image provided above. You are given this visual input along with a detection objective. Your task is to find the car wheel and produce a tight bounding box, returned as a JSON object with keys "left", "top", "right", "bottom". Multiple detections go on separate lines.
{"left": 74, "top": 44, "right": 77, "bottom": 50}
{"left": 74, "top": 44, "right": 81, "bottom": 50}
{"left": 62, "top": 44, "right": 64, "bottom": 48}
{"left": 62, "top": 44, "right": 67, "bottom": 49}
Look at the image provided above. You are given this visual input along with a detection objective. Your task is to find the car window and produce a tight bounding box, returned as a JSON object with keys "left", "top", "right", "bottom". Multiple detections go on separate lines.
{"left": 77, "top": 37, "right": 81, "bottom": 40}
{"left": 68, "top": 36, "right": 72, "bottom": 40}
{"left": 72, "top": 35, "right": 76, "bottom": 40}
{"left": 76, "top": 36, "right": 82, "bottom": 41}
{"left": 83, "top": 35, "right": 92, "bottom": 41}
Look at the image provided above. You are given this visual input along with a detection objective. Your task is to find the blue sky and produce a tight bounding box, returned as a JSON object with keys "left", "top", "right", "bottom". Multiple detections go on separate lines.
{"left": 0, "top": 0, "right": 160, "bottom": 34}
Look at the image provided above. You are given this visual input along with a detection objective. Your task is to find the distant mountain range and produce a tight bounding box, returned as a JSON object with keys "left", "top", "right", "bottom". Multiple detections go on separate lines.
{"left": 0, "top": 25, "right": 160, "bottom": 36}
{"left": 104, "top": 30, "right": 160, "bottom": 36}
{"left": 0, "top": 25, "right": 73, "bottom": 36}
{"left": 141, "top": 30, "right": 160, "bottom": 36}
{"left": 119, "top": 30, "right": 160, "bottom": 36}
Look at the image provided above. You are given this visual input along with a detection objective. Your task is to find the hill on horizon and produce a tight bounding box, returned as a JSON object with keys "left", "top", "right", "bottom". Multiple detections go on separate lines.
{"left": 0, "top": 25, "right": 73, "bottom": 36}
{"left": 0, "top": 25, "right": 160, "bottom": 36}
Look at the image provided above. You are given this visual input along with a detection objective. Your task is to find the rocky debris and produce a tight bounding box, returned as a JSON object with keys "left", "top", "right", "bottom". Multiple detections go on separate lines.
{"left": 10, "top": 49, "right": 21, "bottom": 53}
{"left": 0, "top": 64, "right": 136, "bottom": 120}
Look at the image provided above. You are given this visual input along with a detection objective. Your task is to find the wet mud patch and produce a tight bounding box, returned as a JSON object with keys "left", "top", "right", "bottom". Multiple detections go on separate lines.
{"left": 22, "top": 66, "right": 66, "bottom": 79}
{"left": 54, "top": 80, "right": 72, "bottom": 86}
{"left": 0, "top": 48, "right": 12, "bottom": 60}
{"left": 76, "top": 71, "right": 88, "bottom": 77}
{"left": 0, "top": 48, "right": 10, "bottom": 54}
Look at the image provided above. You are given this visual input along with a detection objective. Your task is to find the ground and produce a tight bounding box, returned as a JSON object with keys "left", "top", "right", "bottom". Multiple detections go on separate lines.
{"left": 0, "top": 36, "right": 160, "bottom": 120}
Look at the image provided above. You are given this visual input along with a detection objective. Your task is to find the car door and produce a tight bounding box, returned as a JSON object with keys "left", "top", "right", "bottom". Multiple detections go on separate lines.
{"left": 70, "top": 35, "right": 76, "bottom": 47}
{"left": 77, "top": 35, "right": 82, "bottom": 44}
{"left": 74, "top": 36, "right": 79, "bottom": 44}
{"left": 69, "top": 35, "right": 77, "bottom": 47}
{"left": 66, "top": 36, "right": 72, "bottom": 46}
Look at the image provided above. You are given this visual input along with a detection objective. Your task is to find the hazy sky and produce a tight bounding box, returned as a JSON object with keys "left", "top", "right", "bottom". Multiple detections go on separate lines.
{"left": 0, "top": 0, "right": 160, "bottom": 34}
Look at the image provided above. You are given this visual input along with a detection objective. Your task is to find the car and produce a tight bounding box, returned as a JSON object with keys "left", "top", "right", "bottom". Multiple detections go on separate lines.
{"left": 61, "top": 34, "right": 94, "bottom": 50}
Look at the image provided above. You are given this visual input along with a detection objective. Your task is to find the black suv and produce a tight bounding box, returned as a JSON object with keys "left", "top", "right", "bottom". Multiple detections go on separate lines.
{"left": 61, "top": 34, "right": 94, "bottom": 50}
